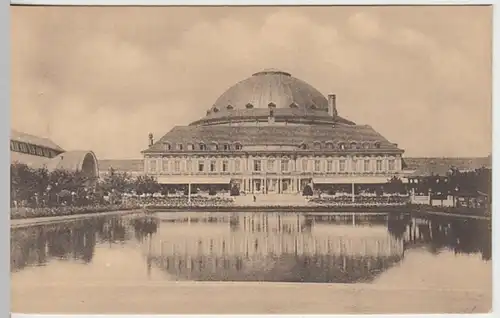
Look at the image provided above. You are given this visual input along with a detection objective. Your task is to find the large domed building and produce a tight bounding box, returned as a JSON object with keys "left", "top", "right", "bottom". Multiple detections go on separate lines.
{"left": 142, "top": 69, "right": 404, "bottom": 194}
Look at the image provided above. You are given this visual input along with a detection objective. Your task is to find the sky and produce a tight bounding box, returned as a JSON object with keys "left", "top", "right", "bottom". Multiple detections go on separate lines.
{"left": 11, "top": 6, "right": 492, "bottom": 159}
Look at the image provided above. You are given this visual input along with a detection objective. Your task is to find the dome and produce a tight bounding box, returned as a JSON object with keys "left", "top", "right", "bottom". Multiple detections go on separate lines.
{"left": 212, "top": 69, "right": 329, "bottom": 111}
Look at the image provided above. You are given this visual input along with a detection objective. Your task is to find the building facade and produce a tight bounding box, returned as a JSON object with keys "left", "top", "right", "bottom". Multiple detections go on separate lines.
{"left": 10, "top": 129, "right": 99, "bottom": 182}
{"left": 142, "top": 69, "right": 404, "bottom": 194}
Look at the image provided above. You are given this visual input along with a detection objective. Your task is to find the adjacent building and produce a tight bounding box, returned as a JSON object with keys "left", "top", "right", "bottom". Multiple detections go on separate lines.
{"left": 10, "top": 129, "right": 99, "bottom": 182}
{"left": 142, "top": 68, "right": 405, "bottom": 194}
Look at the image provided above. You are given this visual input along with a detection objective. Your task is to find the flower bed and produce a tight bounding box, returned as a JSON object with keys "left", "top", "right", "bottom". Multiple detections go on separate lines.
{"left": 308, "top": 195, "right": 410, "bottom": 206}
{"left": 128, "top": 196, "right": 235, "bottom": 208}
{"left": 10, "top": 204, "right": 141, "bottom": 220}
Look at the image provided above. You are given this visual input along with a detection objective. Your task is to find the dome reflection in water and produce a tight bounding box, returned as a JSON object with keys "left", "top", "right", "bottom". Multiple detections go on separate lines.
{"left": 11, "top": 212, "right": 491, "bottom": 285}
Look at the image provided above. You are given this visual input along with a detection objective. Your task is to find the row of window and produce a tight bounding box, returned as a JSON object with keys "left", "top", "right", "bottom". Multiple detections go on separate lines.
{"left": 150, "top": 158, "right": 397, "bottom": 173}
{"left": 162, "top": 141, "right": 383, "bottom": 152}
{"left": 207, "top": 101, "right": 321, "bottom": 115}
{"left": 10, "top": 140, "right": 59, "bottom": 158}
{"left": 150, "top": 158, "right": 243, "bottom": 173}
{"left": 300, "top": 141, "right": 382, "bottom": 150}
{"left": 164, "top": 142, "right": 243, "bottom": 152}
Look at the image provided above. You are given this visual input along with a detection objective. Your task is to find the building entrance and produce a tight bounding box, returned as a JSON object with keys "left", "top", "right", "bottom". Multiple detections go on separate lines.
{"left": 253, "top": 179, "right": 262, "bottom": 193}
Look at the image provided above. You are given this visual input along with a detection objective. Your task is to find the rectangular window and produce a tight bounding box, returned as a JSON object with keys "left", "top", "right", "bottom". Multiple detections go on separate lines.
{"left": 49, "top": 150, "right": 57, "bottom": 158}
{"left": 388, "top": 159, "right": 395, "bottom": 171}
{"left": 314, "top": 160, "right": 321, "bottom": 172}
{"left": 364, "top": 160, "right": 370, "bottom": 172}
{"left": 210, "top": 160, "right": 216, "bottom": 172}
{"left": 149, "top": 159, "right": 157, "bottom": 173}
{"left": 28, "top": 144, "right": 36, "bottom": 155}
{"left": 234, "top": 159, "right": 241, "bottom": 172}
{"left": 186, "top": 160, "right": 192, "bottom": 172}
{"left": 376, "top": 160, "right": 383, "bottom": 172}
{"left": 326, "top": 160, "right": 333, "bottom": 172}
{"left": 253, "top": 160, "right": 261, "bottom": 172}
{"left": 281, "top": 159, "right": 289, "bottom": 172}
{"left": 162, "top": 159, "right": 169, "bottom": 171}
{"left": 267, "top": 159, "right": 275, "bottom": 172}
{"left": 176, "top": 144, "right": 183, "bottom": 151}
{"left": 352, "top": 159, "right": 357, "bottom": 172}
{"left": 339, "top": 159, "right": 346, "bottom": 172}
{"left": 35, "top": 147, "right": 43, "bottom": 156}
{"left": 10, "top": 141, "right": 15, "bottom": 151}
{"left": 198, "top": 161, "right": 205, "bottom": 172}
{"left": 301, "top": 159, "right": 308, "bottom": 171}
{"left": 42, "top": 148, "right": 50, "bottom": 157}
{"left": 222, "top": 160, "right": 228, "bottom": 172}
{"left": 19, "top": 143, "right": 27, "bottom": 153}
{"left": 174, "top": 160, "right": 180, "bottom": 172}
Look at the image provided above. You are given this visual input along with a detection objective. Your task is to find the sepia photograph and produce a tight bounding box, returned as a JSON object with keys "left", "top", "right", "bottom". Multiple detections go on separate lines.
{"left": 10, "top": 4, "right": 493, "bottom": 315}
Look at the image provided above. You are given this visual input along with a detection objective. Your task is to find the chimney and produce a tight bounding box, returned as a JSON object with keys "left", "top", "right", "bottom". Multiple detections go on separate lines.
{"left": 148, "top": 133, "right": 154, "bottom": 147}
{"left": 328, "top": 94, "right": 337, "bottom": 117}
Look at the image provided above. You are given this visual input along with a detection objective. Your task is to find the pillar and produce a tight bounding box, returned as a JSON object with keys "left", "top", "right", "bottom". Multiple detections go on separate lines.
{"left": 188, "top": 183, "right": 192, "bottom": 203}
{"left": 351, "top": 182, "right": 355, "bottom": 203}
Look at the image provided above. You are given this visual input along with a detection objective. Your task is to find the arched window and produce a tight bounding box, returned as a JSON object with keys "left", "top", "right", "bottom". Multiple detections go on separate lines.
{"left": 164, "top": 143, "right": 172, "bottom": 151}
{"left": 350, "top": 141, "right": 358, "bottom": 149}
{"left": 199, "top": 143, "right": 206, "bottom": 151}
{"left": 299, "top": 143, "right": 307, "bottom": 150}
{"left": 268, "top": 102, "right": 276, "bottom": 109}
{"left": 313, "top": 142, "right": 322, "bottom": 150}
{"left": 234, "top": 143, "right": 242, "bottom": 150}
{"left": 325, "top": 142, "right": 334, "bottom": 149}
{"left": 309, "top": 104, "right": 317, "bottom": 110}
{"left": 338, "top": 142, "right": 346, "bottom": 150}
{"left": 374, "top": 142, "right": 381, "bottom": 149}
{"left": 210, "top": 142, "right": 219, "bottom": 151}
{"left": 246, "top": 103, "right": 254, "bottom": 109}
{"left": 227, "top": 105, "right": 234, "bottom": 110}
{"left": 213, "top": 107, "right": 219, "bottom": 113}
{"left": 223, "top": 144, "right": 230, "bottom": 151}
{"left": 362, "top": 142, "right": 370, "bottom": 149}
{"left": 289, "top": 102, "right": 298, "bottom": 109}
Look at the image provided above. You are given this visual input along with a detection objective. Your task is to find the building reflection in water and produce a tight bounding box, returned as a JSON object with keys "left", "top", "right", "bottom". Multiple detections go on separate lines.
{"left": 10, "top": 216, "right": 158, "bottom": 272}
{"left": 148, "top": 213, "right": 405, "bottom": 283}
{"left": 387, "top": 214, "right": 491, "bottom": 261}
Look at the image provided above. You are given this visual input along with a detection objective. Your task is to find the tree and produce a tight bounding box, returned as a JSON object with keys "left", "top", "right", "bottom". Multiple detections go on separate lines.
{"left": 385, "top": 176, "right": 406, "bottom": 194}
{"left": 98, "top": 168, "right": 133, "bottom": 194}
{"left": 134, "top": 175, "right": 160, "bottom": 195}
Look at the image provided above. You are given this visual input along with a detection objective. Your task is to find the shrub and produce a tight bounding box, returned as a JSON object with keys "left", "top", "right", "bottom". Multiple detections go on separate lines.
{"left": 302, "top": 184, "right": 313, "bottom": 196}
{"left": 230, "top": 185, "right": 240, "bottom": 196}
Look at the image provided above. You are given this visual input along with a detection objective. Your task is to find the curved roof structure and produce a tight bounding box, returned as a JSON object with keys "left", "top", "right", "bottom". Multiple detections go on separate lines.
{"left": 191, "top": 69, "right": 356, "bottom": 126}
{"left": 213, "top": 69, "right": 329, "bottom": 111}
{"left": 46, "top": 151, "right": 99, "bottom": 179}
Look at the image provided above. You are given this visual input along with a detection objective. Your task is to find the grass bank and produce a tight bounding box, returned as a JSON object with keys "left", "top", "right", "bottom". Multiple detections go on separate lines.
{"left": 10, "top": 204, "right": 142, "bottom": 220}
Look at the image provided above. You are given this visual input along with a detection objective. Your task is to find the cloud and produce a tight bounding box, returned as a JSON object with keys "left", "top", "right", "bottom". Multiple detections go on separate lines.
{"left": 11, "top": 6, "right": 492, "bottom": 159}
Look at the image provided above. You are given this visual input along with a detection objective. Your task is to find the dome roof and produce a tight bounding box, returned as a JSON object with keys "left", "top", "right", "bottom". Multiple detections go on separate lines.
{"left": 212, "top": 69, "right": 329, "bottom": 111}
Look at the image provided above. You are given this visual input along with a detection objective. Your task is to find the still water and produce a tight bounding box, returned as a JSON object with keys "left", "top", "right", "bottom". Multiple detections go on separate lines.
{"left": 11, "top": 211, "right": 491, "bottom": 291}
